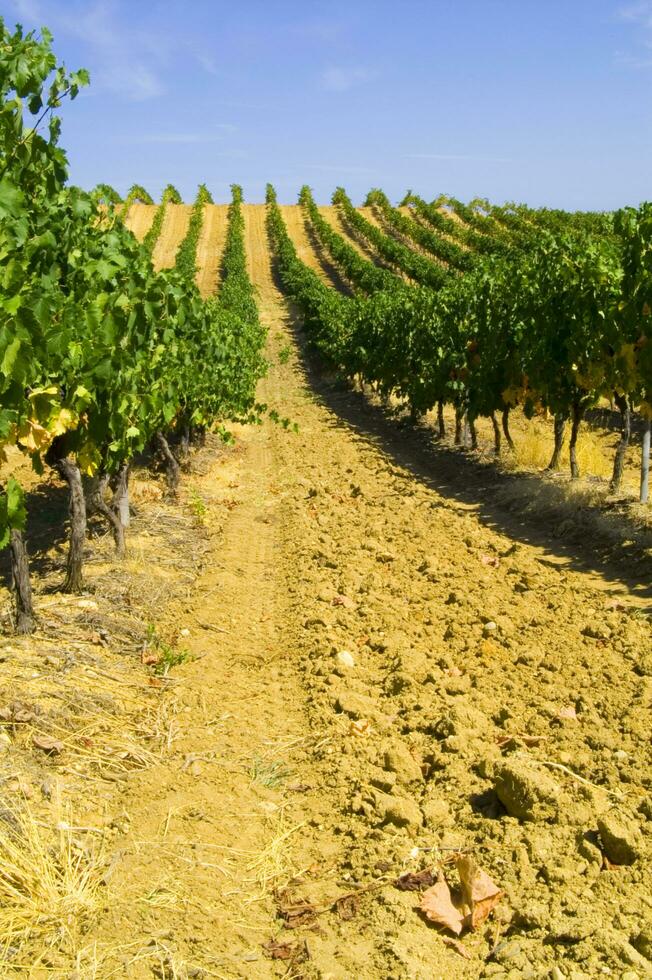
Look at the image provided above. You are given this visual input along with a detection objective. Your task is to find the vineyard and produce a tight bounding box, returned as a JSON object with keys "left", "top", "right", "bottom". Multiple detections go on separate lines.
{"left": 1, "top": 18, "right": 652, "bottom": 980}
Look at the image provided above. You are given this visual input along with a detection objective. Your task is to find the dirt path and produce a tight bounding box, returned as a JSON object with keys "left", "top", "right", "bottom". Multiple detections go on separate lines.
{"left": 124, "top": 202, "right": 156, "bottom": 240}
{"left": 195, "top": 203, "right": 230, "bottom": 297}
{"left": 152, "top": 204, "right": 193, "bottom": 271}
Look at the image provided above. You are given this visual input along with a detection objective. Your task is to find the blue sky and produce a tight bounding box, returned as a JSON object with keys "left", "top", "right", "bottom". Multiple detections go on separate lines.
{"left": 7, "top": 0, "right": 652, "bottom": 208}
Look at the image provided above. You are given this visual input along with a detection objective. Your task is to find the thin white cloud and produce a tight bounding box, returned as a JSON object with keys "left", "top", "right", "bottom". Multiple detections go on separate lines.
{"left": 303, "top": 163, "right": 379, "bottom": 175}
{"left": 138, "top": 128, "right": 236, "bottom": 145}
{"left": 615, "top": 2, "right": 652, "bottom": 67}
{"left": 9, "top": 0, "right": 167, "bottom": 100}
{"left": 406, "top": 153, "right": 513, "bottom": 163}
{"left": 321, "top": 65, "right": 375, "bottom": 92}
{"left": 618, "top": 1, "right": 652, "bottom": 27}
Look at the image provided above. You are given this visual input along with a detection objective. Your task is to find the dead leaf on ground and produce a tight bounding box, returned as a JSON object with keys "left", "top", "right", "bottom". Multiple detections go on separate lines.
{"left": 277, "top": 896, "right": 318, "bottom": 930}
{"left": 421, "top": 879, "right": 465, "bottom": 935}
{"left": 32, "top": 734, "right": 64, "bottom": 754}
{"left": 456, "top": 855, "right": 504, "bottom": 930}
{"left": 336, "top": 894, "right": 360, "bottom": 920}
{"left": 349, "top": 719, "right": 371, "bottom": 737}
{"left": 442, "top": 936, "right": 472, "bottom": 960}
{"left": 395, "top": 869, "right": 437, "bottom": 891}
{"left": 0, "top": 701, "right": 39, "bottom": 724}
{"left": 262, "top": 938, "right": 309, "bottom": 962}
{"left": 141, "top": 649, "right": 159, "bottom": 666}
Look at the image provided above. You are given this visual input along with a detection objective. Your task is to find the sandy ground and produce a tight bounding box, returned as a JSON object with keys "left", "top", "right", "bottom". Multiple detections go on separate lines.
{"left": 195, "top": 203, "right": 230, "bottom": 298}
{"left": 0, "top": 202, "right": 650, "bottom": 980}
{"left": 151, "top": 204, "right": 193, "bottom": 271}
{"left": 124, "top": 203, "right": 156, "bottom": 240}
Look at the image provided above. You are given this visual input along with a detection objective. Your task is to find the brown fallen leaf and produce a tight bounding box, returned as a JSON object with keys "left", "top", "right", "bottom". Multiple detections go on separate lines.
{"left": 421, "top": 879, "right": 465, "bottom": 935}
{"left": 262, "top": 939, "right": 309, "bottom": 962}
{"left": 277, "top": 897, "right": 318, "bottom": 930}
{"left": 456, "top": 855, "right": 504, "bottom": 930}
{"left": 336, "top": 894, "right": 359, "bottom": 920}
{"left": 0, "top": 702, "right": 39, "bottom": 724}
{"left": 395, "top": 869, "right": 437, "bottom": 891}
{"left": 442, "top": 936, "right": 472, "bottom": 960}
{"left": 32, "top": 734, "right": 64, "bottom": 754}
{"left": 141, "top": 649, "right": 159, "bottom": 666}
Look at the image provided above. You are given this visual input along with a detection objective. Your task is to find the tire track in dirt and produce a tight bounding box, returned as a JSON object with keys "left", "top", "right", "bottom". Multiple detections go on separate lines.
{"left": 195, "top": 203, "right": 230, "bottom": 297}
{"left": 152, "top": 204, "right": 192, "bottom": 271}
{"left": 124, "top": 202, "right": 156, "bottom": 241}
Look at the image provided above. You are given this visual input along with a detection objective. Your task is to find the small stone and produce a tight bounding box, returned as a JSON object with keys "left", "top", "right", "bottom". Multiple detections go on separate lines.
{"left": 483, "top": 621, "right": 498, "bottom": 634}
{"left": 597, "top": 811, "right": 644, "bottom": 865}
{"left": 337, "top": 650, "right": 355, "bottom": 669}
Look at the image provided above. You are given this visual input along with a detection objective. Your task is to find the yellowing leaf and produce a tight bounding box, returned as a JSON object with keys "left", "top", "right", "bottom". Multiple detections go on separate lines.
{"left": 47, "top": 407, "right": 78, "bottom": 437}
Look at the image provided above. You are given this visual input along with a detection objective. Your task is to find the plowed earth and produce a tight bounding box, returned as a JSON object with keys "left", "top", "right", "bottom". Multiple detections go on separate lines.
{"left": 1, "top": 205, "right": 651, "bottom": 980}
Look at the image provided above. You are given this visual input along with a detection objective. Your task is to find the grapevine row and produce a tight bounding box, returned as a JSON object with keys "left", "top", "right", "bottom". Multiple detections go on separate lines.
{"left": 333, "top": 187, "right": 450, "bottom": 289}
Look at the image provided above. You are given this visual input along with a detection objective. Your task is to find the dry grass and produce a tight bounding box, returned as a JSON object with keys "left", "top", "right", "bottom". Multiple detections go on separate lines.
{"left": 0, "top": 799, "right": 107, "bottom": 973}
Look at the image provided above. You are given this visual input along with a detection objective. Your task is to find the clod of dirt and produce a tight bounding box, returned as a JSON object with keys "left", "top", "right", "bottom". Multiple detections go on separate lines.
{"left": 374, "top": 790, "right": 422, "bottom": 829}
{"left": 597, "top": 810, "right": 645, "bottom": 865}
{"left": 422, "top": 797, "right": 453, "bottom": 830}
{"left": 383, "top": 743, "right": 422, "bottom": 784}
{"left": 435, "top": 703, "right": 492, "bottom": 740}
{"left": 493, "top": 760, "right": 562, "bottom": 821}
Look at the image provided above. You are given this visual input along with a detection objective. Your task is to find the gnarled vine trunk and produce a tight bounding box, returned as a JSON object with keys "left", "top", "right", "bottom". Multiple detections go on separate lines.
{"left": 436, "top": 401, "right": 445, "bottom": 440}
{"left": 641, "top": 418, "right": 651, "bottom": 504}
{"left": 155, "top": 431, "right": 180, "bottom": 493}
{"left": 53, "top": 457, "right": 86, "bottom": 593}
{"left": 547, "top": 414, "right": 567, "bottom": 471}
{"left": 491, "top": 412, "right": 501, "bottom": 455}
{"left": 609, "top": 393, "right": 631, "bottom": 494}
{"left": 569, "top": 403, "right": 583, "bottom": 480}
{"left": 454, "top": 408, "right": 463, "bottom": 446}
{"left": 91, "top": 472, "right": 126, "bottom": 557}
{"left": 10, "top": 529, "right": 35, "bottom": 634}
{"left": 468, "top": 417, "right": 478, "bottom": 450}
{"left": 502, "top": 406, "right": 515, "bottom": 452}
{"left": 111, "top": 461, "right": 131, "bottom": 529}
